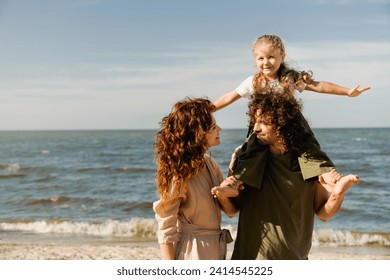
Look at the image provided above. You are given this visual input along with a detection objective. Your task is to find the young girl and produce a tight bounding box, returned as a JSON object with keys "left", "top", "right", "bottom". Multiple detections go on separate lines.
{"left": 153, "top": 97, "right": 239, "bottom": 260}
{"left": 214, "top": 34, "right": 371, "bottom": 110}
{"left": 213, "top": 34, "right": 370, "bottom": 187}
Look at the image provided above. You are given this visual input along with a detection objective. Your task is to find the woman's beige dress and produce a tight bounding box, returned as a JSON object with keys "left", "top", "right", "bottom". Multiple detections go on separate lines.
{"left": 153, "top": 155, "right": 228, "bottom": 260}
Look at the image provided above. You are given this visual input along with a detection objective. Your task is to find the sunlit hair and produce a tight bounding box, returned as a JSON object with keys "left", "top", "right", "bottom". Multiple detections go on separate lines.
{"left": 154, "top": 97, "right": 216, "bottom": 199}
{"left": 252, "top": 34, "right": 313, "bottom": 93}
{"left": 248, "top": 88, "right": 306, "bottom": 152}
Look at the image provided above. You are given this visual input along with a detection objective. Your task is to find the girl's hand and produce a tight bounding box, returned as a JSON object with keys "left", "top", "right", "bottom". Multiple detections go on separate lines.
{"left": 347, "top": 85, "right": 371, "bottom": 97}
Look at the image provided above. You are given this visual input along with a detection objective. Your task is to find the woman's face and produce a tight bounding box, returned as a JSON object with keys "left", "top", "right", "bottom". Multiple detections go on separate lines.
{"left": 205, "top": 115, "right": 222, "bottom": 148}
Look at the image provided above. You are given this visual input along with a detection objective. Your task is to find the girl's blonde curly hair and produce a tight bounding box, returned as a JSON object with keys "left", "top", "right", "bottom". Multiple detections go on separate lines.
{"left": 252, "top": 34, "right": 313, "bottom": 94}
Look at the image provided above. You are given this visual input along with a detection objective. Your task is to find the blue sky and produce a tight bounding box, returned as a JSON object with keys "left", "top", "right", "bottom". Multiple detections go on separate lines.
{"left": 0, "top": 0, "right": 389, "bottom": 130}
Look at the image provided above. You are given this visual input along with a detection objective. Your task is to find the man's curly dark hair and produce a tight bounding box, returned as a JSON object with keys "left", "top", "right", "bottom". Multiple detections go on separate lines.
{"left": 247, "top": 89, "right": 306, "bottom": 153}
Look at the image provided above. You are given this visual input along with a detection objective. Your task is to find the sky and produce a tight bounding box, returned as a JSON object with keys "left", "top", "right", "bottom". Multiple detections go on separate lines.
{"left": 0, "top": 0, "right": 389, "bottom": 130}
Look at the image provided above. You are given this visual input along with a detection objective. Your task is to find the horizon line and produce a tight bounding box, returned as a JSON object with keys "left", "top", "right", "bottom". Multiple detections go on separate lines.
{"left": 1, "top": 126, "right": 389, "bottom": 132}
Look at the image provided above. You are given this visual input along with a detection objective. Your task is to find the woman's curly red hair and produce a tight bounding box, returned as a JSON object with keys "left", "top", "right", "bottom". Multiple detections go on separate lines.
{"left": 154, "top": 97, "right": 215, "bottom": 198}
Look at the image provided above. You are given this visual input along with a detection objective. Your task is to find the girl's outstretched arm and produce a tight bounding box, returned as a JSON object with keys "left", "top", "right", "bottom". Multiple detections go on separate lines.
{"left": 213, "top": 90, "right": 241, "bottom": 111}
{"left": 306, "top": 81, "right": 371, "bottom": 97}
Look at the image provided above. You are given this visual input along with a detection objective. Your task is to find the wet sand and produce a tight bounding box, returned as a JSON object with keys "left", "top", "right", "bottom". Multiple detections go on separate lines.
{"left": 1, "top": 243, "right": 389, "bottom": 260}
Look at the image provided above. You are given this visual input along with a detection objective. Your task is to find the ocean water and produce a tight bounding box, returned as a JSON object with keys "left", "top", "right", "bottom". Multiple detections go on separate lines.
{"left": 0, "top": 128, "right": 389, "bottom": 253}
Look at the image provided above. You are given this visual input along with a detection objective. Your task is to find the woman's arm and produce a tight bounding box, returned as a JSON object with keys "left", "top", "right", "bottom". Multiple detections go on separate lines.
{"left": 216, "top": 196, "right": 239, "bottom": 218}
{"left": 153, "top": 183, "right": 183, "bottom": 260}
{"left": 159, "top": 243, "right": 175, "bottom": 260}
{"left": 212, "top": 176, "right": 242, "bottom": 218}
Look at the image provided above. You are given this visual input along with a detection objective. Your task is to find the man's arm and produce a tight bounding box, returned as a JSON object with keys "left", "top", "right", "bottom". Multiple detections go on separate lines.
{"left": 314, "top": 181, "right": 344, "bottom": 222}
{"left": 314, "top": 174, "right": 359, "bottom": 222}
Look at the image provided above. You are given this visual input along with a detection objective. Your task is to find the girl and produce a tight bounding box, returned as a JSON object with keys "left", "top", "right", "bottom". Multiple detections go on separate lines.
{"left": 214, "top": 34, "right": 371, "bottom": 110}
{"left": 153, "top": 97, "right": 239, "bottom": 260}
{"left": 213, "top": 34, "right": 370, "bottom": 187}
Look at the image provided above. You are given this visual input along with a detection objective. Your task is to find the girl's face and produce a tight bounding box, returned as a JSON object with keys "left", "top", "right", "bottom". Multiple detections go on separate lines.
{"left": 205, "top": 115, "right": 222, "bottom": 148}
{"left": 253, "top": 43, "right": 285, "bottom": 80}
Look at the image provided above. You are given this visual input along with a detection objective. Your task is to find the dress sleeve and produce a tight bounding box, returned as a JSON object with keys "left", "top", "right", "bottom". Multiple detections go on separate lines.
{"left": 153, "top": 181, "right": 186, "bottom": 244}
{"left": 208, "top": 156, "right": 224, "bottom": 184}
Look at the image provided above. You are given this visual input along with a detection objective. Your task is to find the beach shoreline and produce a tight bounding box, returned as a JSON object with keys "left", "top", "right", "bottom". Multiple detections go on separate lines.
{"left": 1, "top": 242, "right": 389, "bottom": 260}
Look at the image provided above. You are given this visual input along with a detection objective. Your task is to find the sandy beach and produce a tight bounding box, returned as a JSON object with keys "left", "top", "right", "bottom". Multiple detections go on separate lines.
{"left": 1, "top": 243, "right": 389, "bottom": 260}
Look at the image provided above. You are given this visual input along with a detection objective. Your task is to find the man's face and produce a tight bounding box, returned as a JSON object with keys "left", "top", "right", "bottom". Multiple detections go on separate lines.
{"left": 253, "top": 110, "right": 279, "bottom": 144}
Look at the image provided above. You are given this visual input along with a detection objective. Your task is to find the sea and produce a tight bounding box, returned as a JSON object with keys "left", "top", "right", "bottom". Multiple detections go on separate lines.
{"left": 0, "top": 128, "right": 389, "bottom": 256}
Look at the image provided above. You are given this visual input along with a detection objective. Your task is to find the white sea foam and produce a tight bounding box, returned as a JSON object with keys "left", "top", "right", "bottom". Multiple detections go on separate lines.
{"left": 312, "top": 229, "right": 390, "bottom": 247}
{"left": 0, "top": 163, "right": 21, "bottom": 173}
{"left": 222, "top": 224, "right": 390, "bottom": 247}
{"left": 1, "top": 220, "right": 388, "bottom": 247}
{"left": 0, "top": 218, "right": 158, "bottom": 241}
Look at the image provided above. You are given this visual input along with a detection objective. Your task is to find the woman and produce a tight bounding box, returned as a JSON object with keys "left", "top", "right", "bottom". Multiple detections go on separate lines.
{"left": 153, "top": 97, "right": 239, "bottom": 260}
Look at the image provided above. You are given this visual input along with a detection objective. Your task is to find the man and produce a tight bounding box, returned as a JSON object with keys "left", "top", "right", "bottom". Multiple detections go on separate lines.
{"left": 213, "top": 91, "right": 359, "bottom": 260}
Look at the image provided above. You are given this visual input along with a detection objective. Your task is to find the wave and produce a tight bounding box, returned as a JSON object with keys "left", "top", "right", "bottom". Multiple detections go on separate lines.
{"left": 115, "top": 167, "right": 155, "bottom": 173}
{"left": 312, "top": 229, "right": 390, "bottom": 247}
{"left": 1, "top": 219, "right": 389, "bottom": 247}
{"left": 0, "top": 173, "right": 26, "bottom": 179}
{"left": 76, "top": 166, "right": 154, "bottom": 173}
{"left": 31, "top": 176, "right": 57, "bottom": 183}
{"left": 0, "top": 163, "right": 21, "bottom": 171}
{"left": 24, "top": 196, "right": 95, "bottom": 205}
{"left": 223, "top": 226, "right": 390, "bottom": 248}
{"left": 76, "top": 166, "right": 111, "bottom": 172}
{"left": 123, "top": 201, "right": 153, "bottom": 211}
{"left": 0, "top": 163, "right": 26, "bottom": 179}
{"left": 0, "top": 218, "right": 158, "bottom": 241}
{"left": 98, "top": 152, "right": 133, "bottom": 157}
